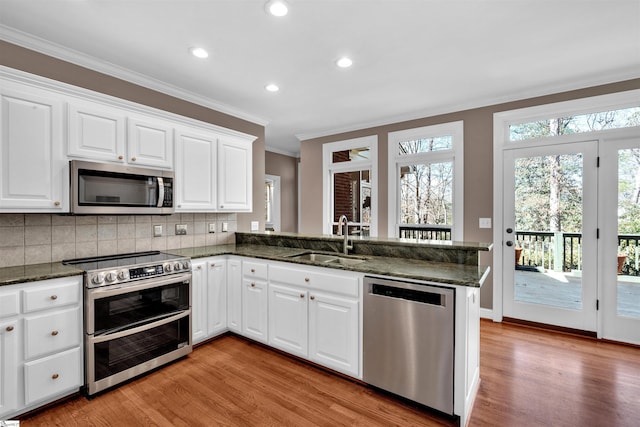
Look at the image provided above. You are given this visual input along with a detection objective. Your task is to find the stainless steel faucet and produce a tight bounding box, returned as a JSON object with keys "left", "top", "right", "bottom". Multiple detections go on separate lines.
{"left": 338, "top": 215, "right": 353, "bottom": 255}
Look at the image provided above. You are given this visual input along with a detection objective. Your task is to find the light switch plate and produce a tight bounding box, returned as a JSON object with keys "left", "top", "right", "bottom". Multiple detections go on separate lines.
{"left": 208, "top": 223, "right": 216, "bottom": 233}
{"left": 479, "top": 218, "right": 492, "bottom": 229}
{"left": 176, "top": 224, "right": 187, "bottom": 235}
{"left": 221, "top": 222, "right": 228, "bottom": 232}
{"left": 251, "top": 221, "right": 259, "bottom": 231}
{"left": 153, "top": 225, "right": 162, "bottom": 237}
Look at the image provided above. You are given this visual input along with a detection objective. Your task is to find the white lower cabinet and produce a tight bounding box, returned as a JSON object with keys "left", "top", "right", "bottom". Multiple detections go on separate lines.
{"left": 0, "top": 275, "right": 83, "bottom": 420}
{"left": 226, "top": 258, "right": 242, "bottom": 333}
{"left": 268, "top": 262, "right": 361, "bottom": 378}
{"left": 268, "top": 284, "right": 308, "bottom": 357}
{"left": 191, "top": 257, "right": 227, "bottom": 344}
{"left": 242, "top": 278, "right": 269, "bottom": 344}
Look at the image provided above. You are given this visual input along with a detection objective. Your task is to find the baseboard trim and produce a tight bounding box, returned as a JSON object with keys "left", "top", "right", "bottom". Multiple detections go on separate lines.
{"left": 479, "top": 308, "right": 493, "bottom": 319}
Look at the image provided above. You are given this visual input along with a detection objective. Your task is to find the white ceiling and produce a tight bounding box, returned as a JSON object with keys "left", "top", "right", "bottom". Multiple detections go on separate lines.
{"left": 1, "top": 0, "right": 639, "bottom": 156}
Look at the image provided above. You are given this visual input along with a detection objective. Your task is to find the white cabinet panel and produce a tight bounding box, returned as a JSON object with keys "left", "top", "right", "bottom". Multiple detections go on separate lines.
{"left": 23, "top": 347, "right": 81, "bottom": 406}
{"left": 227, "top": 258, "right": 242, "bottom": 333}
{"left": 127, "top": 116, "right": 173, "bottom": 168}
{"left": 0, "top": 85, "right": 67, "bottom": 211}
{"left": 22, "top": 277, "right": 81, "bottom": 313}
{"left": 308, "top": 291, "right": 359, "bottom": 377}
{"left": 191, "top": 261, "right": 207, "bottom": 344}
{"left": 67, "top": 101, "right": 125, "bottom": 162}
{"left": 0, "top": 319, "right": 18, "bottom": 418}
{"left": 175, "top": 128, "right": 217, "bottom": 211}
{"left": 268, "top": 283, "right": 308, "bottom": 357}
{"left": 242, "top": 278, "right": 268, "bottom": 343}
{"left": 23, "top": 306, "right": 81, "bottom": 360}
{"left": 207, "top": 260, "right": 227, "bottom": 337}
{"left": 217, "top": 137, "right": 253, "bottom": 211}
{"left": 0, "top": 290, "right": 19, "bottom": 319}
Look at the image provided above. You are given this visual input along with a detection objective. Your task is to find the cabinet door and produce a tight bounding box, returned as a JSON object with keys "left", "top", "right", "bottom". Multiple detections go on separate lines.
{"left": 191, "top": 261, "right": 207, "bottom": 344}
{"left": 217, "top": 136, "right": 253, "bottom": 212}
{"left": 175, "top": 128, "right": 217, "bottom": 211}
{"left": 227, "top": 258, "right": 242, "bottom": 333}
{"left": 309, "top": 291, "right": 359, "bottom": 377}
{"left": 127, "top": 116, "right": 173, "bottom": 169}
{"left": 207, "top": 259, "right": 227, "bottom": 337}
{"left": 268, "top": 283, "right": 308, "bottom": 357}
{"left": 0, "top": 85, "right": 67, "bottom": 211}
{"left": 242, "top": 279, "right": 268, "bottom": 343}
{"left": 0, "top": 319, "right": 18, "bottom": 418}
{"left": 68, "top": 101, "right": 126, "bottom": 163}
{"left": 23, "top": 347, "right": 81, "bottom": 406}
{"left": 24, "top": 306, "right": 81, "bottom": 360}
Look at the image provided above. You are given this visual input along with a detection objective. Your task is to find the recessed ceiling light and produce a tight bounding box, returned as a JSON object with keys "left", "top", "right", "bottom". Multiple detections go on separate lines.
{"left": 189, "top": 47, "right": 209, "bottom": 59}
{"left": 265, "top": 0, "right": 288, "bottom": 17}
{"left": 336, "top": 57, "right": 353, "bottom": 68}
{"left": 265, "top": 84, "right": 280, "bottom": 92}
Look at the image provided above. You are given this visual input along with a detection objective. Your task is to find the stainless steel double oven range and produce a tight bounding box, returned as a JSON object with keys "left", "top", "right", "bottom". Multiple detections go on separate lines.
{"left": 64, "top": 251, "right": 192, "bottom": 395}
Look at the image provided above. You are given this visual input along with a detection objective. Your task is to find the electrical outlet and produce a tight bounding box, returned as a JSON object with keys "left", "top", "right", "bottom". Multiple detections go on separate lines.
{"left": 479, "top": 218, "right": 492, "bottom": 229}
{"left": 251, "top": 221, "right": 259, "bottom": 231}
{"left": 175, "top": 224, "right": 187, "bottom": 235}
{"left": 153, "top": 225, "right": 163, "bottom": 237}
{"left": 221, "top": 222, "right": 228, "bottom": 232}
{"left": 208, "top": 223, "right": 216, "bottom": 233}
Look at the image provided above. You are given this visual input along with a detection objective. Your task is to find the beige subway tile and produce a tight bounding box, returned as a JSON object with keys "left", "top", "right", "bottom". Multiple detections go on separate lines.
{"left": 75, "top": 241, "right": 98, "bottom": 258}
{"left": 205, "top": 233, "right": 217, "bottom": 246}
{"left": 117, "top": 223, "right": 136, "bottom": 239}
{"left": 151, "top": 237, "right": 167, "bottom": 251}
{"left": 98, "top": 224, "right": 117, "bottom": 240}
{"left": 135, "top": 215, "right": 151, "bottom": 224}
{"left": 117, "top": 239, "right": 135, "bottom": 254}
{"left": 24, "top": 214, "right": 51, "bottom": 226}
{"left": 25, "top": 245, "right": 52, "bottom": 264}
{"left": 135, "top": 238, "right": 152, "bottom": 252}
{"left": 76, "top": 225, "right": 98, "bottom": 243}
{"left": 0, "top": 214, "right": 24, "bottom": 227}
{"left": 52, "top": 243, "right": 76, "bottom": 262}
{"left": 25, "top": 226, "right": 52, "bottom": 246}
{"left": 117, "top": 215, "right": 135, "bottom": 224}
{"left": 52, "top": 225, "right": 76, "bottom": 244}
{"left": 193, "top": 235, "right": 206, "bottom": 247}
{"left": 98, "top": 240, "right": 118, "bottom": 256}
{"left": 135, "top": 223, "right": 152, "bottom": 239}
{"left": 0, "top": 226, "right": 24, "bottom": 247}
{"left": 0, "top": 246, "right": 24, "bottom": 267}
{"left": 75, "top": 216, "right": 98, "bottom": 225}
{"left": 166, "top": 235, "right": 181, "bottom": 250}
{"left": 52, "top": 215, "right": 76, "bottom": 226}
{"left": 98, "top": 215, "right": 118, "bottom": 224}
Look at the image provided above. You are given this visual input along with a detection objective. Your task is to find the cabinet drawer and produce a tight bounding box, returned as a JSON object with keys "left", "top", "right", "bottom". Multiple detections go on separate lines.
{"left": 24, "top": 307, "right": 81, "bottom": 360}
{"left": 243, "top": 260, "right": 268, "bottom": 280}
{"left": 270, "top": 264, "right": 360, "bottom": 297}
{"left": 24, "top": 347, "right": 82, "bottom": 405}
{"left": 0, "top": 289, "right": 20, "bottom": 318}
{"left": 23, "top": 276, "right": 81, "bottom": 313}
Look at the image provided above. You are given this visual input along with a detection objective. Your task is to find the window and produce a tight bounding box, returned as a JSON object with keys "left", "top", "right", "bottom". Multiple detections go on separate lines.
{"left": 323, "top": 136, "right": 378, "bottom": 236}
{"left": 264, "top": 175, "right": 280, "bottom": 231}
{"left": 388, "top": 122, "right": 463, "bottom": 240}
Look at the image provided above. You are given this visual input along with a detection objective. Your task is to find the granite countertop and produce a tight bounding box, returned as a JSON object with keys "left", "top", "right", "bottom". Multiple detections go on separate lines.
{"left": 1, "top": 243, "right": 490, "bottom": 289}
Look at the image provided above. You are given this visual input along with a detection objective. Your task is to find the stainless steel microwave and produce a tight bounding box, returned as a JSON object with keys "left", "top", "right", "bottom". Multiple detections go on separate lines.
{"left": 70, "top": 160, "right": 174, "bottom": 215}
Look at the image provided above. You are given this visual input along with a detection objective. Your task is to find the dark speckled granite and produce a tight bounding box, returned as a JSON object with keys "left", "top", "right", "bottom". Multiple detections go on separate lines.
{"left": 2, "top": 233, "right": 492, "bottom": 288}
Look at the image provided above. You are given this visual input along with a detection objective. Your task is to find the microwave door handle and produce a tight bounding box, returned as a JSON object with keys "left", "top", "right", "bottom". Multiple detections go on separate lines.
{"left": 157, "top": 177, "right": 165, "bottom": 208}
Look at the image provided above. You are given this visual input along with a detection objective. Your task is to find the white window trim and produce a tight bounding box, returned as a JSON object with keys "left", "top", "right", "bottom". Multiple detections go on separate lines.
{"left": 322, "top": 135, "right": 378, "bottom": 236}
{"left": 387, "top": 121, "right": 464, "bottom": 240}
{"left": 265, "top": 174, "right": 281, "bottom": 232}
{"left": 492, "top": 88, "right": 640, "bottom": 323}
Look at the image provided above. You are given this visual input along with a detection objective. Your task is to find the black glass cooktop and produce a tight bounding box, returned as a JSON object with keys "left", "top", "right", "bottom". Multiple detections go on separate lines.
{"left": 63, "top": 251, "right": 183, "bottom": 272}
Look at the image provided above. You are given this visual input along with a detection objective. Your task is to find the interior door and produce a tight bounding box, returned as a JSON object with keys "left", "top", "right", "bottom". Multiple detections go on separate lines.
{"left": 600, "top": 136, "right": 640, "bottom": 344}
{"left": 503, "top": 140, "right": 598, "bottom": 331}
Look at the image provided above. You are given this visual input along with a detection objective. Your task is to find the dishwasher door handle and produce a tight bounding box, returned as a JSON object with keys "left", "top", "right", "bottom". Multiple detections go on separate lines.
{"left": 369, "top": 283, "right": 448, "bottom": 307}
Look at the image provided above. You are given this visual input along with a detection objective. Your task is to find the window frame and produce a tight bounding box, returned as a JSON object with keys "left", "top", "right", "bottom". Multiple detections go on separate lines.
{"left": 264, "top": 174, "right": 281, "bottom": 232}
{"left": 322, "top": 135, "right": 378, "bottom": 236}
{"left": 387, "top": 121, "right": 464, "bottom": 240}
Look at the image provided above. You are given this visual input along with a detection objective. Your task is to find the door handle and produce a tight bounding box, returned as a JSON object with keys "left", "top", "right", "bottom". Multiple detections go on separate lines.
{"left": 506, "top": 241, "right": 514, "bottom": 247}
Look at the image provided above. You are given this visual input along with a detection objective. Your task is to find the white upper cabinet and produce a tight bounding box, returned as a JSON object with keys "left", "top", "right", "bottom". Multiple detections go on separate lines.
{"left": 0, "top": 83, "right": 67, "bottom": 212}
{"left": 175, "top": 127, "right": 255, "bottom": 212}
{"left": 217, "top": 136, "right": 253, "bottom": 212}
{"left": 67, "top": 100, "right": 126, "bottom": 163}
{"left": 68, "top": 101, "right": 173, "bottom": 169}
{"left": 127, "top": 115, "right": 173, "bottom": 169}
{"left": 174, "top": 127, "right": 217, "bottom": 211}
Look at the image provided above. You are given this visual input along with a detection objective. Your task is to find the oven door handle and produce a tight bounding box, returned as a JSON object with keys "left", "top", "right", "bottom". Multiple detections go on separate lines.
{"left": 91, "top": 309, "right": 191, "bottom": 343}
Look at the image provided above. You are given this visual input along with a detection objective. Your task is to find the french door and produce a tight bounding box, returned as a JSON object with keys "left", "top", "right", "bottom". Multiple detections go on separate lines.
{"left": 503, "top": 132, "right": 640, "bottom": 343}
{"left": 503, "top": 140, "right": 598, "bottom": 331}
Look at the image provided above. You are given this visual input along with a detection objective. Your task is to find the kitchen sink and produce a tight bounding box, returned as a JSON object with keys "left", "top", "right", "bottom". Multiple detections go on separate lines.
{"left": 288, "top": 252, "right": 366, "bottom": 266}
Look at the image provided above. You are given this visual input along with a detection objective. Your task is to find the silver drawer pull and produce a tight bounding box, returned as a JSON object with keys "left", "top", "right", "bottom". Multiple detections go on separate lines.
{"left": 50, "top": 295, "right": 58, "bottom": 300}
{"left": 52, "top": 373, "right": 59, "bottom": 380}
{"left": 51, "top": 330, "right": 59, "bottom": 336}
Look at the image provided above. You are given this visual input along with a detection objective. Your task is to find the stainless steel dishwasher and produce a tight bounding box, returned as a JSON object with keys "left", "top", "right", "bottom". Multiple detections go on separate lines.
{"left": 363, "top": 276, "right": 455, "bottom": 415}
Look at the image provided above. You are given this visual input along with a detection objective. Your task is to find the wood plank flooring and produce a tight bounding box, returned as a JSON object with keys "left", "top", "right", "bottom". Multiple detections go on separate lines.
{"left": 19, "top": 320, "right": 640, "bottom": 426}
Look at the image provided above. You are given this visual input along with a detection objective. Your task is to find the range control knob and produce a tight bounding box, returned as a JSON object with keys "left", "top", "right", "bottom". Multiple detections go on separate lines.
{"left": 105, "top": 272, "right": 118, "bottom": 283}
{"left": 182, "top": 260, "right": 191, "bottom": 270}
{"left": 91, "top": 273, "right": 105, "bottom": 285}
{"left": 164, "top": 263, "right": 172, "bottom": 272}
{"left": 117, "top": 270, "right": 129, "bottom": 281}
{"left": 173, "top": 262, "right": 182, "bottom": 271}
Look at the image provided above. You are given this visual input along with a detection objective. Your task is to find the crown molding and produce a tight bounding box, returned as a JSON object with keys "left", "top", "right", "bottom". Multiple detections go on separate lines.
{"left": 0, "top": 25, "right": 270, "bottom": 126}
{"left": 296, "top": 67, "right": 640, "bottom": 141}
{"left": 265, "top": 146, "right": 300, "bottom": 158}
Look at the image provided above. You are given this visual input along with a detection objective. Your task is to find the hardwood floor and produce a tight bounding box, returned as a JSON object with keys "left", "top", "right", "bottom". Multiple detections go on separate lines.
{"left": 20, "top": 320, "right": 640, "bottom": 426}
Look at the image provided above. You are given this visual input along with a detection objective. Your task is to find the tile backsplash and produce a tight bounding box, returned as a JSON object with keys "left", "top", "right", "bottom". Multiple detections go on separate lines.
{"left": 0, "top": 213, "right": 237, "bottom": 268}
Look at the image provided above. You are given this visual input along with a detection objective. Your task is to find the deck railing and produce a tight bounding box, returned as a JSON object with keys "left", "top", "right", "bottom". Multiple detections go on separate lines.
{"left": 398, "top": 225, "right": 639, "bottom": 276}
